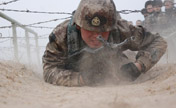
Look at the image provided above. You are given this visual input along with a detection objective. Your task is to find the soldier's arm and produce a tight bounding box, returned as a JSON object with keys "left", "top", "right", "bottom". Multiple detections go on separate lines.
{"left": 127, "top": 25, "right": 167, "bottom": 73}
{"left": 42, "top": 20, "right": 83, "bottom": 87}
{"left": 118, "top": 19, "right": 167, "bottom": 72}
{"left": 136, "top": 29, "right": 167, "bottom": 72}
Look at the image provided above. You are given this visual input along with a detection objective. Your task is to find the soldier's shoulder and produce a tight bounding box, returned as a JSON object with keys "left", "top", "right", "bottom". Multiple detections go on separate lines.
{"left": 50, "top": 20, "right": 70, "bottom": 44}
{"left": 53, "top": 20, "right": 69, "bottom": 36}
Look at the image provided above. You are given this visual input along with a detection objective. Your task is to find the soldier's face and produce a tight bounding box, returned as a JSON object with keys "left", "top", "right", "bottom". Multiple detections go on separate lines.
{"left": 146, "top": 5, "right": 153, "bottom": 13}
{"left": 164, "top": 2, "right": 174, "bottom": 9}
{"left": 154, "top": 6, "right": 161, "bottom": 12}
{"left": 80, "top": 28, "right": 110, "bottom": 48}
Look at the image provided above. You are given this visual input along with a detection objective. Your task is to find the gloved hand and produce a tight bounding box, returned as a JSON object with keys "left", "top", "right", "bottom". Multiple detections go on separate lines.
{"left": 120, "top": 62, "right": 141, "bottom": 81}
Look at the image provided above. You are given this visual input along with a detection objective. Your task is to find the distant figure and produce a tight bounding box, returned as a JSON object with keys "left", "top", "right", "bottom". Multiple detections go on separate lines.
{"left": 164, "top": 0, "right": 176, "bottom": 23}
{"left": 163, "top": 0, "right": 176, "bottom": 33}
{"left": 153, "top": 0, "right": 163, "bottom": 16}
{"left": 136, "top": 20, "right": 142, "bottom": 26}
{"left": 143, "top": 0, "right": 164, "bottom": 32}
{"left": 145, "top": 0, "right": 154, "bottom": 15}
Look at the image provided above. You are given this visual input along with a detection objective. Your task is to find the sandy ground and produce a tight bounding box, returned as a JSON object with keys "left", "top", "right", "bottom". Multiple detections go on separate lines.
{"left": 0, "top": 61, "right": 176, "bottom": 108}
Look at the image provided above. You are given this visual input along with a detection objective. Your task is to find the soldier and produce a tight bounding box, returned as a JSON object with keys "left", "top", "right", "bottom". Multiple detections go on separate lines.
{"left": 143, "top": 0, "right": 166, "bottom": 33}
{"left": 153, "top": 0, "right": 163, "bottom": 17}
{"left": 136, "top": 20, "right": 142, "bottom": 26}
{"left": 42, "top": 0, "right": 167, "bottom": 87}
{"left": 145, "top": 1, "right": 154, "bottom": 15}
{"left": 164, "top": 0, "right": 176, "bottom": 16}
{"left": 152, "top": 0, "right": 167, "bottom": 33}
{"left": 143, "top": 1, "right": 155, "bottom": 31}
{"left": 164, "top": 0, "right": 176, "bottom": 28}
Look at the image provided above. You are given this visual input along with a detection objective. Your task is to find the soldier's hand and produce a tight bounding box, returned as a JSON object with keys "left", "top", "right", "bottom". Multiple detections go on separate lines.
{"left": 120, "top": 62, "right": 141, "bottom": 81}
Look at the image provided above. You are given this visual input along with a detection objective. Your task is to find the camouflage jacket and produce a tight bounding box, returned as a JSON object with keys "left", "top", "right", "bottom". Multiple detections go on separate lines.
{"left": 42, "top": 19, "right": 167, "bottom": 87}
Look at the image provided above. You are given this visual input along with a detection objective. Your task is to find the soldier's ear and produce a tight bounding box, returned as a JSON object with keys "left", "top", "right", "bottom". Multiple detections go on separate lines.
{"left": 76, "top": 25, "right": 81, "bottom": 30}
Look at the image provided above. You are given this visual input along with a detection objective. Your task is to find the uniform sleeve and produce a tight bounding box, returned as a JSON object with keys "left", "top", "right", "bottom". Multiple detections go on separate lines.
{"left": 117, "top": 20, "right": 167, "bottom": 73}
{"left": 42, "top": 20, "right": 81, "bottom": 87}
{"left": 135, "top": 29, "right": 167, "bottom": 72}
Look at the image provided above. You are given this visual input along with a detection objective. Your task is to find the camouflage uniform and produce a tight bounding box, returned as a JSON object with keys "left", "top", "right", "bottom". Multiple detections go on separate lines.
{"left": 42, "top": 0, "right": 167, "bottom": 87}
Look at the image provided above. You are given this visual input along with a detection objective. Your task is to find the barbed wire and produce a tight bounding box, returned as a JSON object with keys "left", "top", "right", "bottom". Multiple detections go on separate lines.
{"left": 0, "top": 25, "right": 55, "bottom": 29}
{"left": 0, "top": 39, "right": 11, "bottom": 43}
{"left": 0, "top": 37, "right": 12, "bottom": 39}
{"left": 118, "top": 10, "right": 141, "bottom": 14}
{"left": 0, "top": 17, "right": 71, "bottom": 29}
{"left": 0, "top": 8, "right": 72, "bottom": 15}
{"left": 38, "top": 34, "right": 50, "bottom": 37}
{"left": 27, "top": 25, "right": 54, "bottom": 29}
{"left": 0, "top": 0, "right": 20, "bottom": 6}
{"left": 0, "top": 36, "right": 48, "bottom": 39}
{"left": 0, "top": 8, "right": 142, "bottom": 14}
{"left": 25, "top": 17, "right": 71, "bottom": 26}
{"left": 0, "top": 2, "right": 176, "bottom": 14}
{"left": 0, "top": 25, "right": 12, "bottom": 29}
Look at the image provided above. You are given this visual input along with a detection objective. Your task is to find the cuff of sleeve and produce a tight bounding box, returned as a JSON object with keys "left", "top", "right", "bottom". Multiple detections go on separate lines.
{"left": 70, "top": 72, "right": 84, "bottom": 87}
{"left": 136, "top": 51, "right": 152, "bottom": 73}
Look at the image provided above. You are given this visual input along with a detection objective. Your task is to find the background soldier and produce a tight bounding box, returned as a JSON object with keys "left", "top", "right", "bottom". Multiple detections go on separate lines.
{"left": 151, "top": 0, "right": 167, "bottom": 33}
{"left": 145, "top": 0, "right": 154, "bottom": 15}
{"left": 143, "top": 0, "right": 155, "bottom": 31}
{"left": 136, "top": 20, "right": 142, "bottom": 26}
{"left": 42, "top": 0, "right": 167, "bottom": 87}
{"left": 164, "top": 0, "right": 176, "bottom": 29}
{"left": 153, "top": 0, "right": 163, "bottom": 17}
{"left": 164, "top": 0, "right": 176, "bottom": 16}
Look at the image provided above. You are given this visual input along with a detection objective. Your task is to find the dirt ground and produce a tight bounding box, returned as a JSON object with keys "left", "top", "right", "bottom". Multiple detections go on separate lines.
{"left": 0, "top": 61, "right": 176, "bottom": 108}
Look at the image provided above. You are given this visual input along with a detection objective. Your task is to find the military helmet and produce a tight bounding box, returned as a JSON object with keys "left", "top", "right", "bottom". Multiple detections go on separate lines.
{"left": 153, "top": 0, "right": 163, "bottom": 7}
{"left": 145, "top": 1, "right": 154, "bottom": 8}
{"left": 72, "top": 0, "right": 117, "bottom": 32}
{"left": 164, "top": 0, "right": 174, "bottom": 3}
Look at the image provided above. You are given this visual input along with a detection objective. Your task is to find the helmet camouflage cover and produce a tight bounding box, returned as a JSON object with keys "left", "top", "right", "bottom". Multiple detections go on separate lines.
{"left": 73, "top": 0, "right": 117, "bottom": 32}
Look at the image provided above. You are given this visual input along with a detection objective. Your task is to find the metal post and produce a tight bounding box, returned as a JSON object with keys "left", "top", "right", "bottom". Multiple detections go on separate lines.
{"left": 34, "top": 34, "right": 40, "bottom": 65}
{"left": 1, "top": 12, "right": 39, "bottom": 65}
{"left": 12, "top": 23, "right": 18, "bottom": 61}
{"left": 25, "top": 30, "right": 31, "bottom": 64}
